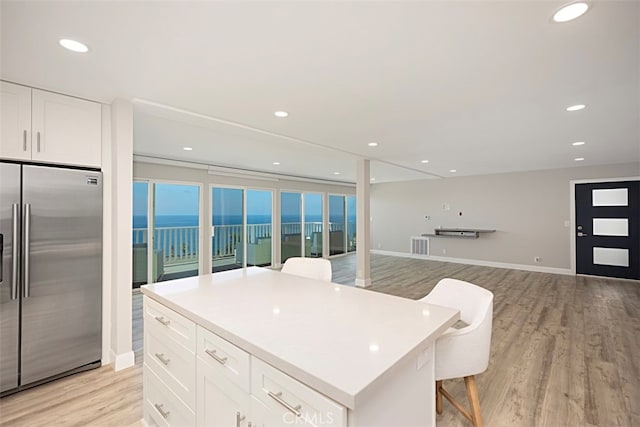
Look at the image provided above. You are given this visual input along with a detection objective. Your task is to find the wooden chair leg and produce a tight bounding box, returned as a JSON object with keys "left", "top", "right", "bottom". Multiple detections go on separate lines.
{"left": 464, "top": 375, "right": 483, "bottom": 427}
{"left": 435, "top": 380, "right": 443, "bottom": 414}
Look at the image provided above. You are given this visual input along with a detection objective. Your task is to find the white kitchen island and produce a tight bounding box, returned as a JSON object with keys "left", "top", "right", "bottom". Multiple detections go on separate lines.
{"left": 141, "top": 267, "right": 459, "bottom": 427}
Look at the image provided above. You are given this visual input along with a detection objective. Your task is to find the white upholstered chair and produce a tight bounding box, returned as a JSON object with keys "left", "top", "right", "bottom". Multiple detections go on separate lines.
{"left": 280, "top": 257, "right": 332, "bottom": 282}
{"left": 419, "top": 278, "right": 494, "bottom": 427}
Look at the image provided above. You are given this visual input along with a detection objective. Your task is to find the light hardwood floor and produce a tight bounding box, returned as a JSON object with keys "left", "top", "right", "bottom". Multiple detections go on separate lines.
{"left": 1, "top": 253, "right": 638, "bottom": 426}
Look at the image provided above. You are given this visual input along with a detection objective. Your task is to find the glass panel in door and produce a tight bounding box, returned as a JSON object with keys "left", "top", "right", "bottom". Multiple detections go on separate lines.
{"left": 304, "top": 193, "right": 323, "bottom": 258}
{"left": 212, "top": 187, "right": 244, "bottom": 272}
{"left": 132, "top": 181, "right": 149, "bottom": 287}
{"left": 246, "top": 190, "right": 273, "bottom": 266}
{"left": 329, "top": 195, "right": 346, "bottom": 255}
{"left": 346, "top": 195, "right": 356, "bottom": 253}
{"left": 154, "top": 183, "right": 200, "bottom": 281}
{"left": 281, "top": 192, "right": 302, "bottom": 262}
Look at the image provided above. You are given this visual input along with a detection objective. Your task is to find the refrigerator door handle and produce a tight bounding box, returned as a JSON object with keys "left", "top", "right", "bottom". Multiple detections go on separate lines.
{"left": 23, "top": 203, "right": 31, "bottom": 298}
{"left": 11, "top": 204, "right": 20, "bottom": 300}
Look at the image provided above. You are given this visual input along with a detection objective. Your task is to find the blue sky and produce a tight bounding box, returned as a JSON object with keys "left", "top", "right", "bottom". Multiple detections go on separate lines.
{"left": 133, "top": 182, "right": 355, "bottom": 220}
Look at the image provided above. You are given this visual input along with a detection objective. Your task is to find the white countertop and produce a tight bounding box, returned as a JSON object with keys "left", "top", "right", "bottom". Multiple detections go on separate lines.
{"left": 141, "top": 267, "right": 459, "bottom": 409}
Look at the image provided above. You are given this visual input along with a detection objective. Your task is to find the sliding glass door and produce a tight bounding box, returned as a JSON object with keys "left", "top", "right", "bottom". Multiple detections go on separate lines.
{"left": 329, "top": 195, "right": 346, "bottom": 255}
{"left": 212, "top": 187, "right": 244, "bottom": 272}
{"left": 281, "top": 192, "right": 325, "bottom": 260}
{"left": 246, "top": 190, "right": 273, "bottom": 266}
{"left": 132, "top": 180, "right": 201, "bottom": 285}
{"left": 281, "top": 192, "right": 302, "bottom": 263}
{"left": 212, "top": 187, "right": 273, "bottom": 271}
{"left": 347, "top": 195, "right": 357, "bottom": 253}
{"left": 132, "top": 181, "right": 149, "bottom": 287}
{"left": 153, "top": 183, "right": 201, "bottom": 282}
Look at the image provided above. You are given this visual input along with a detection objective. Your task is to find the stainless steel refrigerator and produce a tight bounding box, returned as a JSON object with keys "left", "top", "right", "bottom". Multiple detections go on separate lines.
{"left": 0, "top": 162, "right": 102, "bottom": 395}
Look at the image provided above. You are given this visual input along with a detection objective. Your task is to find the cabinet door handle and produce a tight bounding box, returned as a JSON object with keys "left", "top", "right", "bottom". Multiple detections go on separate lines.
{"left": 36, "top": 132, "right": 41, "bottom": 152}
{"left": 205, "top": 348, "right": 228, "bottom": 365}
{"left": 155, "top": 353, "right": 170, "bottom": 365}
{"left": 154, "top": 316, "right": 170, "bottom": 326}
{"left": 267, "top": 390, "right": 302, "bottom": 417}
{"left": 154, "top": 403, "right": 170, "bottom": 419}
{"left": 236, "top": 411, "right": 246, "bottom": 427}
{"left": 23, "top": 130, "right": 27, "bottom": 151}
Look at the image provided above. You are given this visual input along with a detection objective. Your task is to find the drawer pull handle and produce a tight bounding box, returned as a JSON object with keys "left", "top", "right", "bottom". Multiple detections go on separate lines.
{"left": 236, "top": 411, "right": 246, "bottom": 427}
{"left": 155, "top": 316, "right": 170, "bottom": 326}
{"left": 155, "top": 353, "right": 171, "bottom": 365}
{"left": 205, "top": 348, "right": 228, "bottom": 365}
{"left": 154, "top": 403, "right": 170, "bottom": 419}
{"left": 267, "top": 391, "right": 302, "bottom": 417}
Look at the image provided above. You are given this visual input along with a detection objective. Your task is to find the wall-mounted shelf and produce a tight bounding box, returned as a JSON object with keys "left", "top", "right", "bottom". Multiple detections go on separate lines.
{"left": 422, "top": 228, "right": 496, "bottom": 239}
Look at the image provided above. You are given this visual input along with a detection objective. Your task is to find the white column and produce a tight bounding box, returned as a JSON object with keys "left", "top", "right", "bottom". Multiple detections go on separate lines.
{"left": 109, "top": 99, "right": 134, "bottom": 370}
{"left": 355, "top": 159, "right": 371, "bottom": 288}
{"left": 101, "top": 105, "right": 112, "bottom": 365}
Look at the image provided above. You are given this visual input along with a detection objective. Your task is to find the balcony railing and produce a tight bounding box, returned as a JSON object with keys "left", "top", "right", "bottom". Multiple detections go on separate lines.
{"left": 132, "top": 221, "right": 356, "bottom": 267}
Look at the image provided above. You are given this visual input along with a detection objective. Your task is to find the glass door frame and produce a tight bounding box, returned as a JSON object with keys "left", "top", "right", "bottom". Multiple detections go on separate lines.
{"left": 302, "top": 192, "right": 324, "bottom": 258}
{"left": 328, "top": 193, "right": 357, "bottom": 258}
{"left": 279, "top": 190, "right": 327, "bottom": 260}
{"left": 209, "top": 184, "right": 275, "bottom": 270}
{"left": 133, "top": 177, "right": 205, "bottom": 284}
{"left": 246, "top": 188, "right": 275, "bottom": 267}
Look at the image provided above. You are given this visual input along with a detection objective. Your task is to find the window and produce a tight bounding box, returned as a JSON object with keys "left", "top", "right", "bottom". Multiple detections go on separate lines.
{"left": 212, "top": 187, "right": 273, "bottom": 271}
{"left": 281, "top": 192, "right": 302, "bottom": 262}
{"left": 153, "top": 183, "right": 200, "bottom": 281}
{"left": 304, "top": 193, "right": 323, "bottom": 258}
{"left": 132, "top": 181, "right": 149, "bottom": 287}
{"left": 329, "top": 195, "right": 346, "bottom": 255}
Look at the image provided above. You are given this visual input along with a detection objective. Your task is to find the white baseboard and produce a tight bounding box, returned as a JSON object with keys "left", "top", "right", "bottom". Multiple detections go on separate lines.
{"left": 371, "top": 250, "right": 573, "bottom": 276}
{"left": 109, "top": 349, "right": 135, "bottom": 371}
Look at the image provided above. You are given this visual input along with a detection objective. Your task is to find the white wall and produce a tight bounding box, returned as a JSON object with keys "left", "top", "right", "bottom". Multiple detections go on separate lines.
{"left": 133, "top": 159, "right": 356, "bottom": 195}
{"left": 370, "top": 163, "right": 640, "bottom": 271}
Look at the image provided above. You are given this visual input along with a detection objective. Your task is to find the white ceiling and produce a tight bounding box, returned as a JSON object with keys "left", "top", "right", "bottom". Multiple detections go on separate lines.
{"left": 2, "top": 1, "right": 638, "bottom": 183}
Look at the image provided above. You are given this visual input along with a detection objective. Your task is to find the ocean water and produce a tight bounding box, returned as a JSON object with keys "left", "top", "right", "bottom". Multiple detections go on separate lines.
{"left": 133, "top": 214, "right": 354, "bottom": 228}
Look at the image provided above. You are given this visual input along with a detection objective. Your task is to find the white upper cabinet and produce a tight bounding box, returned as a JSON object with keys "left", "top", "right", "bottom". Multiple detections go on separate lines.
{"left": 0, "top": 81, "right": 32, "bottom": 161}
{"left": 0, "top": 81, "right": 102, "bottom": 168}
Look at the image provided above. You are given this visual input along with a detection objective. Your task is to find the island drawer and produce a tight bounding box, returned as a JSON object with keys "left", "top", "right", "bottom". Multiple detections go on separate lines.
{"left": 145, "top": 326, "right": 196, "bottom": 410}
{"left": 197, "top": 326, "right": 251, "bottom": 393}
{"left": 251, "top": 357, "right": 346, "bottom": 426}
{"left": 144, "top": 296, "right": 196, "bottom": 352}
{"left": 144, "top": 363, "right": 195, "bottom": 427}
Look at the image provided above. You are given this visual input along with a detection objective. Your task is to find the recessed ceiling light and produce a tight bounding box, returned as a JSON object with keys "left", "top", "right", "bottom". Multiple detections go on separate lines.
{"left": 183, "top": 147, "right": 193, "bottom": 151}
{"left": 370, "top": 177, "right": 376, "bottom": 181}
{"left": 553, "top": 2, "right": 589, "bottom": 23}
{"left": 368, "top": 142, "right": 378, "bottom": 147}
{"left": 333, "top": 172, "right": 340, "bottom": 175}
{"left": 449, "top": 169, "right": 457, "bottom": 173}
{"left": 421, "top": 160, "right": 429, "bottom": 164}
{"left": 272, "top": 161, "right": 280, "bottom": 165}
{"left": 274, "top": 111, "right": 289, "bottom": 118}
{"left": 566, "top": 104, "right": 586, "bottom": 111}
{"left": 59, "top": 38, "right": 89, "bottom": 53}
{"left": 572, "top": 141, "right": 585, "bottom": 146}
{"left": 574, "top": 157, "right": 585, "bottom": 161}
